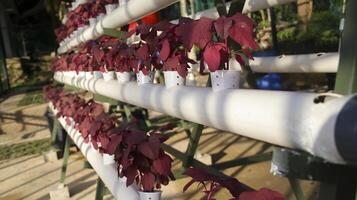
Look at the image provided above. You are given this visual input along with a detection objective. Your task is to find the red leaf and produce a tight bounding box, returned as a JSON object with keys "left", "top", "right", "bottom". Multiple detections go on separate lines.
{"left": 137, "top": 44, "right": 150, "bottom": 61}
{"left": 228, "top": 13, "right": 259, "bottom": 50}
{"left": 126, "top": 131, "right": 147, "bottom": 145}
{"left": 235, "top": 54, "right": 246, "bottom": 66}
{"left": 183, "top": 168, "right": 219, "bottom": 183}
{"left": 183, "top": 179, "right": 196, "bottom": 192}
{"left": 138, "top": 141, "right": 159, "bottom": 160}
{"left": 160, "top": 39, "right": 170, "bottom": 61}
{"left": 214, "top": 16, "right": 233, "bottom": 39}
{"left": 107, "top": 134, "right": 123, "bottom": 155}
{"left": 124, "top": 165, "right": 138, "bottom": 187}
{"left": 177, "top": 17, "right": 213, "bottom": 50}
{"left": 142, "top": 172, "right": 156, "bottom": 192}
{"left": 99, "top": 134, "right": 110, "bottom": 149}
{"left": 203, "top": 45, "right": 221, "bottom": 72}
{"left": 152, "top": 153, "right": 173, "bottom": 176}
{"left": 177, "top": 64, "right": 188, "bottom": 78}
{"left": 242, "top": 48, "right": 254, "bottom": 60}
{"left": 93, "top": 46, "right": 104, "bottom": 63}
{"left": 65, "top": 117, "right": 72, "bottom": 126}
{"left": 219, "top": 178, "right": 246, "bottom": 198}
{"left": 239, "top": 188, "right": 285, "bottom": 200}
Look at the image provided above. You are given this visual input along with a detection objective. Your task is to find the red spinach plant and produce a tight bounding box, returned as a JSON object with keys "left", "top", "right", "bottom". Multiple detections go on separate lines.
{"left": 55, "top": 0, "right": 116, "bottom": 42}
{"left": 157, "top": 20, "right": 196, "bottom": 78}
{"left": 90, "top": 36, "right": 121, "bottom": 72}
{"left": 125, "top": 23, "right": 166, "bottom": 75}
{"left": 183, "top": 167, "right": 284, "bottom": 200}
{"left": 106, "top": 122, "right": 176, "bottom": 192}
{"left": 175, "top": 13, "right": 259, "bottom": 72}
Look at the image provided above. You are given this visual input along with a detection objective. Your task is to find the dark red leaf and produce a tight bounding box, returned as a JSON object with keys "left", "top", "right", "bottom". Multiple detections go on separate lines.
{"left": 107, "top": 134, "right": 123, "bottom": 155}
{"left": 125, "top": 165, "right": 138, "bottom": 187}
{"left": 93, "top": 46, "right": 104, "bottom": 63}
{"left": 218, "top": 178, "right": 246, "bottom": 198}
{"left": 239, "top": 188, "right": 285, "bottom": 200}
{"left": 203, "top": 45, "right": 221, "bottom": 72}
{"left": 142, "top": 172, "right": 155, "bottom": 192}
{"left": 152, "top": 153, "right": 173, "bottom": 176}
{"left": 126, "top": 131, "right": 147, "bottom": 145}
{"left": 214, "top": 16, "right": 233, "bottom": 39}
{"left": 228, "top": 13, "right": 259, "bottom": 50}
{"left": 160, "top": 39, "right": 170, "bottom": 61}
{"left": 183, "top": 179, "right": 196, "bottom": 192}
{"left": 177, "top": 17, "right": 213, "bottom": 50}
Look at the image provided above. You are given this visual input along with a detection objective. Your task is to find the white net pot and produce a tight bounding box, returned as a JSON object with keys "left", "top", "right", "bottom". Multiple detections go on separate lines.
{"left": 103, "top": 71, "right": 115, "bottom": 81}
{"left": 136, "top": 71, "right": 154, "bottom": 85}
{"left": 119, "top": 0, "right": 129, "bottom": 6}
{"left": 163, "top": 71, "right": 186, "bottom": 88}
{"left": 103, "top": 154, "right": 115, "bottom": 165}
{"left": 77, "top": 71, "right": 86, "bottom": 78}
{"left": 116, "top": 71, "right": 131, "bottom": 83}
{"left": 68, "top": 71, "right": 76, "bottom": 78}
{"left": 139, "top": 191, "right": 161, "bottom": 200}
{"left": 89, "top": 18, "right": 97, "bottom": 27}
{"left": 85, "top": 72, "right": 93, "bottom": 79}
{"left": 210, "top": 70, "right": 240, "bottom": 91}
{"left": 93, "top": 71, "right": 103, "bottom": 79}
{"left": 105, "top": 4, "right": 118, "bottom": 14}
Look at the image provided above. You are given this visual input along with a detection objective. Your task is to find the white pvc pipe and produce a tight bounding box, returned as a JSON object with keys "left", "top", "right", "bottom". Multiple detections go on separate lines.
{"left": 190, "top": 52, "right": 339, "bottom": 73}
{"left": 58, "top": 0, "right": 298, "bottom": 54}
{"left": 249, "top": 53, "right": 339, "bottom": 73}
{"left": 54, "top": 72, "right": 357, "bottom": 165}
{"left": 58, "top": 0, "right": 178, "bottom": 54}
{"left": 172, "top": 0, "right": 297, "bottom": 23}
{"left": 51, "top": 105, "right": 139, "bottom": 200}
{"left": 242, "top": 0, "right": 297, "bottom": 13}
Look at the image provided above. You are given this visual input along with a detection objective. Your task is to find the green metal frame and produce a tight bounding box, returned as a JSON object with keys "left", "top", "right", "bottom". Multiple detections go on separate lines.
{"left": 60, "top": 134, "right": 71, "bottom": 184}
{"left": 95, "top": 178, "right": 105, "bottom": 200}
{"left": 0, "top": 29, "right": 9, "bottom": 93}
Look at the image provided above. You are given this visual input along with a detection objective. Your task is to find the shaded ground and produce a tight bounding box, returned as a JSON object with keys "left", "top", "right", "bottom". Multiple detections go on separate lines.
{"left": 0, "top": 92, "right": 50, "bottom": 145}
{"left": 0, "top": 91, "right": 319, "bottom": 200}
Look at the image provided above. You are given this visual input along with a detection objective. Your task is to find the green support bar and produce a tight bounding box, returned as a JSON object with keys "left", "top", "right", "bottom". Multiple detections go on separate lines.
{"left": 182, "top": 76, "right": 212, "bottom": 168}
{"left": 288, "top": 177, "right": 304, "bottom": 200}
{"left": 60, "top": 134, "right": 71, "bottom": 184}
{"left": 334, "top": 0, "right": 357, "bottom": 95}
{"left": 95, "top": 178, "right": 105, "bottom": 200}
{"left": 51, "top": 119, "right": 60, "bottom": 144}
{"left": 0, "top": 29, "right": 9, "bottom": 92}
{"left": 318, "top": 0, "right": 357, "bottom": 198}
{"left": 211, "top": 152, "right": 272, "bottom": 170}
{"left": 183, "top": 123, "right": 204, "bottom": 168}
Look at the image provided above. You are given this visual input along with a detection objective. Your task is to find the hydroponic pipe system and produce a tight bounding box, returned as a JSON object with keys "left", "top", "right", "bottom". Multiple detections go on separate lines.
{"left": 194, "top": 52, "right": 339, "bottom": 73}
{"left": 51, "top": 104, "right": 140, "bottom": 200}
{"left": 58, "top": 0, "right": 297, "bottom": 54}
{"left": 58, "top": 0, "right": 179, "bottom": 54}
{"left": 249, "top": 52, "right": 339, "bottom": 73}
{"left": 54, "top": 72, "right": 357, "bottom": 165}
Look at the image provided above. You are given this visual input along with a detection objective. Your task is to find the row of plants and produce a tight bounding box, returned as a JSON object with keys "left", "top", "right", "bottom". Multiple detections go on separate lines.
{"left": 55, "top": 0, "right": 118, "bottom": 43}
{"left": 53, "top": 12, "right": 259, "bottom": 89}
{"left": 43, "top": 85, "right": 175, "bottom": 196}
{"left": 43, "top": 85, "right": 284, "bottom": 199}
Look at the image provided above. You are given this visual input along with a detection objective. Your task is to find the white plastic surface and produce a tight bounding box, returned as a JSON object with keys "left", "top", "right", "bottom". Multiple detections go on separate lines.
{"left": 103, "top": 71, "right": 116, "bottom": 81}
{"left": 136, "top": 71, "right": 154, "bottom": 85}
{"left": 139, "top": 191, "right": 161, "bottom": 200}
{"left": 116, "top": 72, "right": 131, "bottom": 83}
{"left": 54, "top": 72, "right": 354, "bottom": 164}
{"left": 210, "top": 70, "right": 240, "bottom": 91}
{"left": 163, "top": 71, "right": 186, "bottom": 88}
{"left": 103, "top": 154, "right": 116, "bottom": 165}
